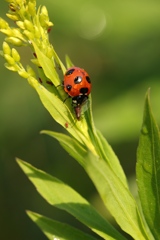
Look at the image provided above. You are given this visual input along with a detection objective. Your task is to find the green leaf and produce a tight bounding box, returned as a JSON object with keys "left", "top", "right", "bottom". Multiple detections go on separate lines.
{"left": 43, "top": 131, "right": 148, "bottom": 240}
{"left": 136, "top": 90, "right": 160, "bottom": 239}
{"left": 32, "top": 41, "right": 61, "bottom": 86}
{"left": 65, "top": 55, "right": 74, "bottom": 69}
{"left": 17, "top": 159, "right": 126, "bottom": 240}
{"left": 85, "top": 96, "right": 128, "bottom": 189}
{"left": 95, "top": 129, "right": 128, "bottom": 188}
{"left": 52, "top": 48, "right": 66, "bottom": 74}
{"left": 27, "top": 211, "right": 97, "bottom": 240}
{"left": 27, "top": 76, "right": 72, "bottom": 125}
{"left": 84, "top": 152, "right": 149, "bottom": 240}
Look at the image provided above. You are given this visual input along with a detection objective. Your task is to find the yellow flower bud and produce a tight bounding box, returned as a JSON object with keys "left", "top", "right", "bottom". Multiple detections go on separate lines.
{"left": 5, "top": 37, "right": 23, "bottom": 46}
{"left": 34, "top": 26, "right": 41, "bottom": 39}
{"left": 6, "top": 13, "right": 19, "bottom": 21}
{"left": 16, "top": 21, "right": 25, "bottom": 29}
{"left": 39, "top": 6, "right": 49, "bottom": 27}
{"left": 4, "top": 54, "right": 15, "bottom": 65}
{"left": 31, "top": 58, "right": 41, "bottom": 67}
{"left": 28, "top": 2, "right": 36, "bottom": 17}
{"left": 24, "top": 20, "right": 34, "bottom": 32}
{"left": 18, "top": 70, "right": 29, "bottom": 79}
{"left": 23, "top": 30, "right": 34, "bottom": 40}
{"left": 11, "top": 48, "right": 20, "bottom": 62}
{"left": 12, "top": 28, "right": 23, "bottom": 38}
{"left": 0, "top": 18, "right": 9, "bottom": 29}
{"left": 41, "top": 6, "right": 48, "bottom": 16}
{"left": 0, "top": 29, "right": 13, "bottom": 37}
{"left": 4, "top": 63, "right": 17, "bottom": 72}
{"left": 26, "top": 65, "right": 36, "bottom": 78}
{"left": 47, "top": 21, "right": 54, "bottom": 28}
{"left": 2, "top": 42, "right": 11, "bottom": 55}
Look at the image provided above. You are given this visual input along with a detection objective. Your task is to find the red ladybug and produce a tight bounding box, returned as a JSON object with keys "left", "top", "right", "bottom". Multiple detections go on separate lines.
{"left": 63, "top": 67, "right": 91, "bottom": 120}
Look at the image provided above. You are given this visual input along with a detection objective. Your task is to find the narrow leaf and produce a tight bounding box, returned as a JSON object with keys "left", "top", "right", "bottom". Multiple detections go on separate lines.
{"left": 27, "top": 76, "right": 71, "bottom": 123}
{"left": 95, "top": 129, "right": 128, "bottom": 188}
{"left": 53, "top": 47, "right": 66, "bottom": 74}
{"left": 83, "top": 152, "right": 149, "bottom": 240}
{"left": 65, "top": 55, "right": 74, "bottom": 69}
{"left": 136, "top": 90, "right": 160, "bottom": 239}
{"left": 85, "top": 97, "right": 128, "bottom": 189}
{"left": 32, "top": 41, "right": 60, "bottom": 86}
{"left": 27, "top": 211, "right": 97, "bottom": 240}
{"left": 17, "top": 159, "right": 126, "bottom": 240}
{"left": 43, "top": 130, "right": 148, "bottom": 240}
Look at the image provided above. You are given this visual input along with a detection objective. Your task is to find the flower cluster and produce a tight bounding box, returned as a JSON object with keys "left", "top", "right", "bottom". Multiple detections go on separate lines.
{"left": 0, "top": 0, "right": 58, "bottom": 80}
{"left": 0, "top": 0, "right": 96, "bottom": 154}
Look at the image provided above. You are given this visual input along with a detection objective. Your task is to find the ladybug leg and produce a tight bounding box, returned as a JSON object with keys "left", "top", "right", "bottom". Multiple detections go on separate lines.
{"left": 63, "top": 95, "right": 71, "bottom": 103}
{"left": 74, "top": 105, "right": 81, "bottom": 121}
{"left": 56, "top": 84, "right": 63, "bottom": 88}
{"left": 56, "top": 80, "right": 64, "bottom": 88}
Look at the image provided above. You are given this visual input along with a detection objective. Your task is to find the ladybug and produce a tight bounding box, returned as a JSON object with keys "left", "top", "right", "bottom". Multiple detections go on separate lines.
{"left": 63, "top": 67, "right": 91, "bottom": 120}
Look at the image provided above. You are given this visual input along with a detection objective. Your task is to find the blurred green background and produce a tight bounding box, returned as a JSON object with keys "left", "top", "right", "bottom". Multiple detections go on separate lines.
{"left": 0, "top": 0, "right": 160, "bottom": 239}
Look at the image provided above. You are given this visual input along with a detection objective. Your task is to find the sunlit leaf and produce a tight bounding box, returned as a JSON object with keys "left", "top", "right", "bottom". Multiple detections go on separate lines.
{"left": 137, "top": 90, "right": 160, "bottom": 239}
{"left": 65, "top": 55, "right": 74, "bottom": 69}
{"left": 43, "top": 131, "right": 148, "bottom": 240}
{"left": 27, "top": 211, "right": 97, "bottom": 240}
{"left": 17, "top": 159, "right": 126, "bottom": 240}
{"left": 32, "top": 41, "right": 60, "bottom": 86}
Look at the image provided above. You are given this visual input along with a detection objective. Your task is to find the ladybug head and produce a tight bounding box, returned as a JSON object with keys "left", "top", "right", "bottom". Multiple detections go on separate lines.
{"left": 72, "top": 95, "right": 88, "bottom": 106}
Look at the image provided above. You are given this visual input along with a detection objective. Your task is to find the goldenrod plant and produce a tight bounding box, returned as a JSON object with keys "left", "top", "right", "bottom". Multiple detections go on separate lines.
{"left": 0, "top": 1, "right": 160, "bottom": 240}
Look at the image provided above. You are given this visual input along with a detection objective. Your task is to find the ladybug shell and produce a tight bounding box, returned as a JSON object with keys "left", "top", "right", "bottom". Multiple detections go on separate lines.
{"left": 63, "top": 67, "right": 91, "bottom": 97}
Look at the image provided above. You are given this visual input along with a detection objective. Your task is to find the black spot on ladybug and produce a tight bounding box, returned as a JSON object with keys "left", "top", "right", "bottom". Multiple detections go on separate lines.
{"left": 74, "top": 76, "right": 82, "bottom": 84}
{"left": 66, "top": 84, "right": 72, "bottom": 91}
{"left": 80, "top": 88, "right": 88, "bottom": 94}
{"left": 66, "top": 68, "right": 75, "bottom": 76}
{"left": 86, "top": 76, "right": 91, "bottom": 83}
